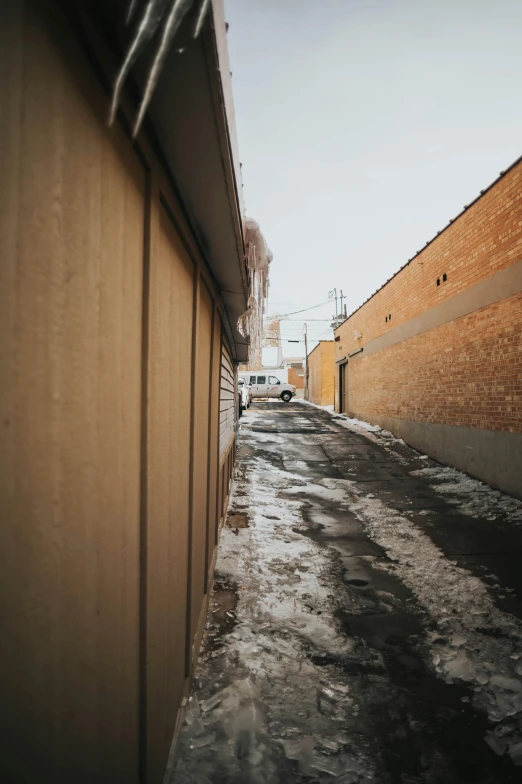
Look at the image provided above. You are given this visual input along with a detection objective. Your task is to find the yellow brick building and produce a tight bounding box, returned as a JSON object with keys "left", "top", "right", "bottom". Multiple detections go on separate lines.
{"left": 307, "top": 341, "right": 335, "bottom": 406}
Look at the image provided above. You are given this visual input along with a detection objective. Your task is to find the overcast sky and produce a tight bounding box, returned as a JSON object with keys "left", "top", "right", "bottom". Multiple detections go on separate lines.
{"left": 224, "top": 0, "right": 522, "bottom": 352}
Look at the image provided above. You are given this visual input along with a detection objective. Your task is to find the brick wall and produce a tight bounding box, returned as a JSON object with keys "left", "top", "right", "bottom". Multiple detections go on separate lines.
{"left": 288, "top": 366, "right": 305, "bottom": 389}
{"left": 308, "top": 342, "right": 334, "bottom": 406}
{"left": 334, "top": 159, "right": 522, "bottom": 435}
{"left": 335, "top": 161, "right": 521, "bottom": 363}
{"left": 348, "top": 292, "right": 522, "bottom": 432}
{"left": 333, "top": 159, "right": 522, "bottom": 495}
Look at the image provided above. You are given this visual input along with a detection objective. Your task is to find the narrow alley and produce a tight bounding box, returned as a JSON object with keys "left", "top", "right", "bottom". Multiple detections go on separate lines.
{"left": 174, "top": 401, "right": 522, "bottom": 784}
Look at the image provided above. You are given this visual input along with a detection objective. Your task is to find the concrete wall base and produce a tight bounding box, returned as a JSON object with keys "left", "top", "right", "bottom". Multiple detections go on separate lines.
{"left": 365, "top": 416, "right": 522, "bottom": 500}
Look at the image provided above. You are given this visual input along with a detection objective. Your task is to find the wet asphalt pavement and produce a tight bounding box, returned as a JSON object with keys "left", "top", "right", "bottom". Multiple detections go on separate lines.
{"left": 173, "top": 401, "right": 522, "bottom": 784}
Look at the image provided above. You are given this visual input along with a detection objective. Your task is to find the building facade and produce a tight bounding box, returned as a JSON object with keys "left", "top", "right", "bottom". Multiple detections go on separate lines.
{"left": 308, "top": 341, "right": 335, "bottom": 406}
{"left": 288, "top": 362, "right": 306, "bottom": 394}
{"left": 334, "top": 157, "right": 522, "bottom": 498}
{"left": 0, "top": 2, "right": 256, "bottom": 782}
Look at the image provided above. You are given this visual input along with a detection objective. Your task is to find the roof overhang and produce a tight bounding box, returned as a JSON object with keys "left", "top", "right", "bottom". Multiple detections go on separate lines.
{"left": 138, "top": 0, "right": 249, "bottom": 360}
{"left": 73, "top": 0, "right": 250, "bottom": 361}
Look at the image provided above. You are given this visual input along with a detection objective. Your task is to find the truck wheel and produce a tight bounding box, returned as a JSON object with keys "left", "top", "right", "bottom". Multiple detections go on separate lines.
{"left": 281, "top": 391, "right": 292, "bottom": 403}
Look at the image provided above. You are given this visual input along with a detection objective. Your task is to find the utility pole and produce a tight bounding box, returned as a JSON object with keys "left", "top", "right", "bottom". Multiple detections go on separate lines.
{"left": 339, "top": 289, "right": 346, "bottom": 317}
{"left": 328, "top": 288, "right": 338, "bottom": 319}
{"left": 303, "top": 322, "right": 309, "bottom": 401}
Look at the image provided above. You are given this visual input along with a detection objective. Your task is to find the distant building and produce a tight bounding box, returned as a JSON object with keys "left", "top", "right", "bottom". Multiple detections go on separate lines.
{"left": 285, "top": 358, "right": 306, "bottom": 394}
{"left": 307, "top": 341, "right": 335, "bottom": 406}
{"left": 261, "top": 346, "right": 281, "bottom": 368}
{"left": 240, "top": 315, "right": 281, "bottom": 371}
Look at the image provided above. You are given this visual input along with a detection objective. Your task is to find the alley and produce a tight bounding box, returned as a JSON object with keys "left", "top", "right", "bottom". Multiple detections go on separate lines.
{"left": 173, "top": 401, "right": 522, "bottom": 784}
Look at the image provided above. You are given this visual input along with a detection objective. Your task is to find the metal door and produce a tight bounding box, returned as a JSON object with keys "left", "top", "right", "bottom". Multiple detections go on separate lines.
{"left": 340, "top": 363, "right": 348, "bottom": 414}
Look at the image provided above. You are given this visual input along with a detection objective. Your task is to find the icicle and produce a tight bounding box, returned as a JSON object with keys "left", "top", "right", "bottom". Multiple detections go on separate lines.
{"left": 238, "top": 219, "right": 272, "bottom": 366}
{"left": 193, "top": 0, "right": 211, "bottom": 37}
{"left": 132, "top": 0, "right": 193, "bottom": 137}
{"left": 109, "top": 0, "right": 170, "bottom": 126}
{"left": 125, "top": 0, "right": 140, "bottom": 26}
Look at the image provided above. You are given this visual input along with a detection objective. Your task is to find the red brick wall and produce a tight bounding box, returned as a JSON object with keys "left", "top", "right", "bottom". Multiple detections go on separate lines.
{"left": 335, "top": 160, "right": 522, "bottom": 435}
{"left": 348, "top": 292, "right": 522, "bottom": 433}
{"left": 288, "top": 366, "right": 305, "bottom": 389}
{"left": 336, "top": 162, "right": 521, "bottom": 361}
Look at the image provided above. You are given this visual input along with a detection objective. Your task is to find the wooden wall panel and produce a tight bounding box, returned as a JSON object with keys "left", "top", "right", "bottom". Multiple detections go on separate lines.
{"left": 219, "top": 341, "right": 235, "bottom": 456}
{"left": 207, "top": 313, "right": 222, "bottom": 567}
{"left": 189, "top": 280, "right": 213, "bottom": 654}
{"left": 145, "top": 202, "right": 195, "bottom": 783}
{"left": 0, "top": 5, "right": 143, "bottom": 782}
{"left": 0, "top": 4, "right": 242, "bottom": 783}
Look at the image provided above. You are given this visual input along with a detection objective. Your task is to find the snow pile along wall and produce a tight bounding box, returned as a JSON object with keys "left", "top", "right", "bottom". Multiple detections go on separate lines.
{"left": 238, "top": 218, "right": 273, "bottom": 367}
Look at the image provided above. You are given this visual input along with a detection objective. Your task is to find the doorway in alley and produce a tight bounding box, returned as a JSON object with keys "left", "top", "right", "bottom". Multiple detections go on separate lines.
{"left": 339, "top": 361, "right": 348, "bottom": 414}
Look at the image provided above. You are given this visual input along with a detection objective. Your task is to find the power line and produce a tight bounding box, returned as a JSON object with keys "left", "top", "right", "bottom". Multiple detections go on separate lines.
{"left": 262, "top": 338, "right": 304, "bottom": 343}
{"left": 277, "top": 300, "right": 330, "bottom": 317}
{"left": 283, "top": 318, "right": 334, "bottom": 322}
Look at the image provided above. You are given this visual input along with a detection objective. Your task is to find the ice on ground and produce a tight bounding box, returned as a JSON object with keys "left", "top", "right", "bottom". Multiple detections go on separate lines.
{"left": 411, "top": 465, "right": 522, "bottom": 522}
{"left": 244, "top": 430, "right": 286, "bottom": 444}
{"left": 337, "top": 417, "right": 381, "bottom": 433}
{"left": 299, "top": 402, "right": 522, "bottom": 524}
{"left": 175, "top": 405, "right": 522, "bottom": 781}
{"left": 174, "top": 445, "right": 377, "bottom": 782}
{"left": 489, "top": 675, "right": 522, "bottom": 692}
{"left": 342, "top": 487, "right": 522, "bottom": 736}
{"left": 279, "top": 468, "right": 522, "bottom": 747}
{"left": 189, "top": 733, "right": 216, "bottom": 749}
{"left": 300, "top": 400, "right": 382, "bottom": 433}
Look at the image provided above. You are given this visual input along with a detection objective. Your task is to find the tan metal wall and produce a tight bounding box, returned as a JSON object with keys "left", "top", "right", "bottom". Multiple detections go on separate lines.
{"left": 219, "top": 339, "right": 236, "bottom": 456}
{"left": 144, "top": 202, "right": 196, "bottom": 783}
{"left": 190, "top": 281, "right": 213, "bottom": 652}
{"left": 0, "top": 5, "right": 144, "bottom": 782}
{"left": 0, "top": 3, "right": 237, "bottom": 783}
{"left": 208, "top": 309, "right": 222, "bottom": 570}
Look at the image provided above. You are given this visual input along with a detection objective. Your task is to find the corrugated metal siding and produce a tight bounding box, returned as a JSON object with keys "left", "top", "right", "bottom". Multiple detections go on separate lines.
{"left": 219, "top": 341, "right": 235, "bottom": 456}
{"left": 190, "top": 281, "right": 213, "bottom": 649}
{"left": 145, "top": 204, "right": 195, "bottom": 784}
{"left": 0, "top": 8, "right": 144, "bottom": 780}
{"left": 0, "top": 5, "right": 241, "bottom": 782}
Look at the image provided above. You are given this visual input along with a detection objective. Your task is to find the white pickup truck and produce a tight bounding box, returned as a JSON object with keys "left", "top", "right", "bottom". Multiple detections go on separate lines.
{"left": 239, "top": 373, "right": 296, "bottom": 402}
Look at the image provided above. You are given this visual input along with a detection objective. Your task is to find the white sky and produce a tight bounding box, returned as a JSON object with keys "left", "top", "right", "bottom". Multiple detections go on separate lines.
{"left": 224, "top": 0, "right": 522, "bottom": 354}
